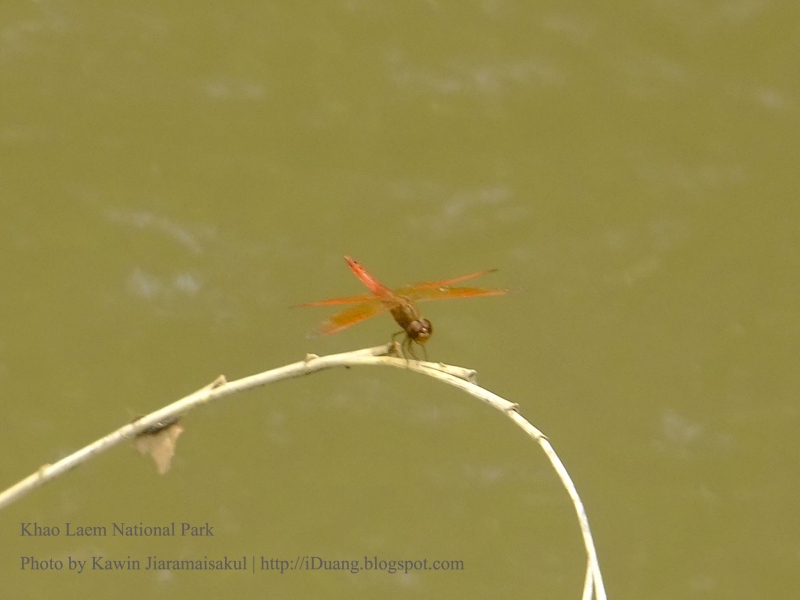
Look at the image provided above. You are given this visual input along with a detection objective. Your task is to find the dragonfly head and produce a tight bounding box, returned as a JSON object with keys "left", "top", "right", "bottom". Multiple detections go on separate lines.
{"left": 407, "top": 318, "right": 433, "bottom": 343}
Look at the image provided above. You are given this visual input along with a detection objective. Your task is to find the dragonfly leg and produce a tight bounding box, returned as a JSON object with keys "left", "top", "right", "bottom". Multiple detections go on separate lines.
{"left": 390, "top": 330, "right": 405, "bottom": 357}
{"left": 391, "top": 331, "right": 424, "bottom": 363}
{"left": 405, "top": 338, "right": 429, "bottom": 362}
{"left": 403, "top": 337, "right": 416, "bottom": 363}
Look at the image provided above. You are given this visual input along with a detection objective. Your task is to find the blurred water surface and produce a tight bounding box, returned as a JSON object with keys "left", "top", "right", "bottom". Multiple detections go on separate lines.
{"left": 1, "top": 2, "right": 798, "bottom": 598}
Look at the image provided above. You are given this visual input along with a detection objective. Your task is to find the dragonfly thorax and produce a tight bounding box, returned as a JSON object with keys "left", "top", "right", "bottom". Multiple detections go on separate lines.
{"left": 389, "top": 300, "right": 432, "bottom": 344}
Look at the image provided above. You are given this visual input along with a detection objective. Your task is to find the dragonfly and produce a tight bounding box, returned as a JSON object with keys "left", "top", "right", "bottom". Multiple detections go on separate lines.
{"left": 295, "top": 256, "right": 507, "bottom": 360}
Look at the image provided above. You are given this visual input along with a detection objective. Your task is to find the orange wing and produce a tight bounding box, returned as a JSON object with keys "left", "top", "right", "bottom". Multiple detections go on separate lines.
{"left": 293, "top": 256, "right": 396, "bottom": 310}
{"left": 397, "top": 269, "right": 506, "bottom": 301}
{"left": 295, "top": 294, "right": 378, "bottom": 307}
{"left": 344, "top": 256, "right": 393, "bottom": 297}
{"left": 408, "top": 286, "right": 507, "bottom": 302}
{"left": 305, "top": 299, "right": 390, "bottom": 338}
{"left": 397, "top": 269, "right": 498, "bottom": 293}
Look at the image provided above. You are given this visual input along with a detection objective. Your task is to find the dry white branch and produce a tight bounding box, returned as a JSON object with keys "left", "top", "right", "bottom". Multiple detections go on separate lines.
{"left": 0, "top": 343, "right": 606, "bottom": 599}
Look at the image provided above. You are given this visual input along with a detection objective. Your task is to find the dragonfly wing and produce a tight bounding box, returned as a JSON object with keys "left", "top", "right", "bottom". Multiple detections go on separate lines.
{"left": 294, "top": 294, "right": 378, "bottom": 308}
{"left": 409, "top": 286, "right": 508, "bottom": 302}
{"left": 395, "top": 269, "right": 498, "bottom": 295}
{"left": 307, "top": 300, "right": 390, "bottom": 338}
{"left": 345, "top": 256, "right": 394, "bottom": 297}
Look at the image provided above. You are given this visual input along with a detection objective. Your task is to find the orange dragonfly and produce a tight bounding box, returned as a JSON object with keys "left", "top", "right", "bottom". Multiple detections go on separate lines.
{"left": 296, "top": 256, "right": 507, "bottom": 360}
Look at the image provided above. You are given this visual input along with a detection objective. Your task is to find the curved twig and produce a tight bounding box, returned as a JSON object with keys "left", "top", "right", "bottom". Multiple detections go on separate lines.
{"left": 0, "top": 344, "right": 606, "bottom": 599}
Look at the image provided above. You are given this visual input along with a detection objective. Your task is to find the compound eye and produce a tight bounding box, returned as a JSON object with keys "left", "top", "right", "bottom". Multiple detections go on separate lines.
{"left": 408, "top": 319, "right": 433, "bottom": 342}
{"left": 421, "top": 319, "right": 432, "bottom": 336}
